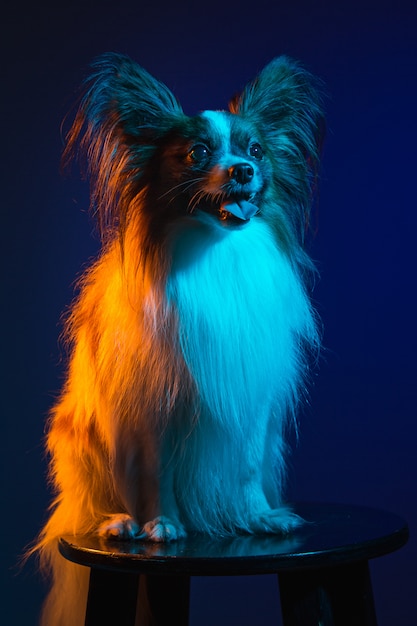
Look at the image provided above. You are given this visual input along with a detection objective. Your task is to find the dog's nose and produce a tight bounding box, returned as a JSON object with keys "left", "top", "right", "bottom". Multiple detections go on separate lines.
{"left": 229, "top": 163, "right": 254, "bottom": 185}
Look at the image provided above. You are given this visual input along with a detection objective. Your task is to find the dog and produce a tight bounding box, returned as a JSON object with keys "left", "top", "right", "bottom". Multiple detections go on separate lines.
{"left": 34, "top": 53, "right": 324, "bottom": 625}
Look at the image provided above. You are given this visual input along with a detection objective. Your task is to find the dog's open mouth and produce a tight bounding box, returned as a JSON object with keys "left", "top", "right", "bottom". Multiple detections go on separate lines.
{"left": 192, "top": 193, "right": 260, "bottom": 225}
{"left": 219, "top": 198, "right": 259, "bottom": 222}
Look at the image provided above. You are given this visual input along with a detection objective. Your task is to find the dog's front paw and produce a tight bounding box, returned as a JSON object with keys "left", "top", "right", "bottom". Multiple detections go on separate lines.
{"left": 138, "top": 516, "right": 187, "bottom": 543}
{"left": 98, "top": 513, "right": 141, "bottom": 540}
{"left": 250, "top": 506, "right": 304, "bottom": 535}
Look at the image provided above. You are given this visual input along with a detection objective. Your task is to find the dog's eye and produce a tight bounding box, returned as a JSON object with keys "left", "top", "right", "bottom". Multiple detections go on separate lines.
{"left": 249, "top": 143, "right": 263, "bottom": 160}
{"left": 188, "top": 144, "right": 210, "bottom": 163}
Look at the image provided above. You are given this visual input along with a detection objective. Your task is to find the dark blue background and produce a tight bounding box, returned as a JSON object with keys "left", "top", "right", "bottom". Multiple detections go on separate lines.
{"left": 2, "top": 1, "right": 416, "bottom": 624}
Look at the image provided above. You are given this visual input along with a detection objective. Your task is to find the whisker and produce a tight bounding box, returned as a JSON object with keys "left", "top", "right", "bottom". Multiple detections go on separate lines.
{"left": 188, "top": 190, "right": 226, "bottom": 214}
{"left": 158, "top": 178, "right": 205, "bottom": 201}
{"left": 188, "top": 190, "right": 205, "bottom": 214}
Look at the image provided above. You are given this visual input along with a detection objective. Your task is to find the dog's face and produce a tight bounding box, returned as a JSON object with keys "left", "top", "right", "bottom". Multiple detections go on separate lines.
{"left": 150, "top": 110, "right": 272, "bottom": 228}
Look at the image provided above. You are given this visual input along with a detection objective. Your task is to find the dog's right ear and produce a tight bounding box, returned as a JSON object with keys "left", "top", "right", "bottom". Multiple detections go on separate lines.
{"left": 76, "top": 53, "right": 183, "bottom": 137}
{"left": 63, "top": 54, "right": 184, "bottom": 238}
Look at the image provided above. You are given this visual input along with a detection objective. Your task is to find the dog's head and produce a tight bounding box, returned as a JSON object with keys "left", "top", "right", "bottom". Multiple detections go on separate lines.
{"left": 146, "top": 109, "right": 272, "bottom": 227}
{"left": 64, "top": 54, "right": 324, "bottom": 246}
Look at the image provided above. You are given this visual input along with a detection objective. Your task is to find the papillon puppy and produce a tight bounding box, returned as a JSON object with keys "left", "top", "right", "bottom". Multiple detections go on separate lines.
{"left": 34, "top": 53, "right": 324, "bottom": 625}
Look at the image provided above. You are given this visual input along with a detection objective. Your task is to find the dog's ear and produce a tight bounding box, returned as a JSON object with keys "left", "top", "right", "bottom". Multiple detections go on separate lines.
{"left": 63, "top": 54, "right": 184, "bottom": 238}
{"left": 230, "top": 57, "right": 324, "bottom": 166}
{"left": 77, "top": 53, "right": 183, "bottom": 137}
{"left": 230, "top": 58, "right": 325, "bottom": 244}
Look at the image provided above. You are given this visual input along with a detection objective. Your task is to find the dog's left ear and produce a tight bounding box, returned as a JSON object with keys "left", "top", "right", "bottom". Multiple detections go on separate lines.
{"left": 230, "top": 57, "right": 325, "bottom": 164}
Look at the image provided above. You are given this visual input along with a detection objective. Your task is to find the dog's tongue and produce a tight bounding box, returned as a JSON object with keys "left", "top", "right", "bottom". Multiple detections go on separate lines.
{"left": 222, "top": 199, "right": 258, "bottom": 220}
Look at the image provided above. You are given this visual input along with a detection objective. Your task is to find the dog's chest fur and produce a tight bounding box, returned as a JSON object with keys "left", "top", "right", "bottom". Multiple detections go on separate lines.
{"left": 167, "top": 214, "right": 312, "bottom": 424}
{"left": 161, "top": 215, "right": 314, "bottom": 531}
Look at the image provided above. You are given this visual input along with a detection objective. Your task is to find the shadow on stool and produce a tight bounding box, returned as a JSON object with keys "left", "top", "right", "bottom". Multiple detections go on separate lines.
{"left": 58, "top": 502, "right": 409, "bottom": 626}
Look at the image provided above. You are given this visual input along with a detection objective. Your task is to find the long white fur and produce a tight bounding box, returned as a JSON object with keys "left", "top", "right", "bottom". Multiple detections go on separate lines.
{"left": 164, "top": 211, "right": 316, "bottom": 534}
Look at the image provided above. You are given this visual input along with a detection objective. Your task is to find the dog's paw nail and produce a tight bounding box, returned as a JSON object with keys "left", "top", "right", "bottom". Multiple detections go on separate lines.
{"left": 139, "top": 516, "right": 187, "bottom": 542}
{"left": 98, "top": 514, "right": 140, "bottom": 540}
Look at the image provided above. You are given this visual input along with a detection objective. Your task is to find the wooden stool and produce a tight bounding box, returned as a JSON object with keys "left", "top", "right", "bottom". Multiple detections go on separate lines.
{"left": 58, "top": 502, "right": 408, "bottom": 626}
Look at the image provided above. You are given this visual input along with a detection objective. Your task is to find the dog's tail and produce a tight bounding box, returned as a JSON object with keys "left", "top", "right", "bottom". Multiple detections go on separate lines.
{"left": 25, "top": 501, "right": 90, "bottom": 626}
{"left": 38, "top": 542, "right": 89, "bottom": 626}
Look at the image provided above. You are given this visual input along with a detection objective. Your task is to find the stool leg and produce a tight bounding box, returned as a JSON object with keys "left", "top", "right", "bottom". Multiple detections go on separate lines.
{"left": 135, "top": 574, "right": 190, "bottom": 626}
{"left": 85, "top": 567, "right": 139, "bottom": 626}
{"left": 278, "top": 561, "right": 378, "bottom": 626}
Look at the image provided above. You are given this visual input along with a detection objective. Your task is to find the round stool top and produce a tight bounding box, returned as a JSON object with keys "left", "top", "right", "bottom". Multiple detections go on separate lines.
{"left": 59, "top": 502, "right": 409, "bottom": 576}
